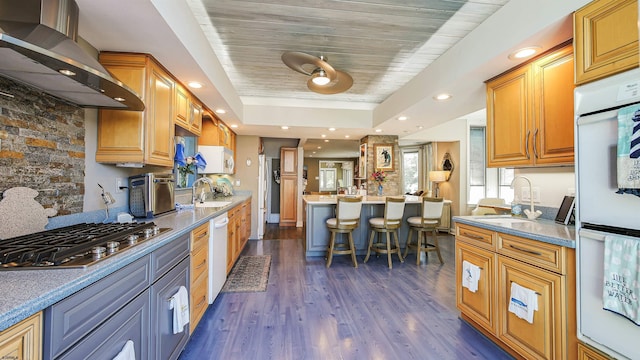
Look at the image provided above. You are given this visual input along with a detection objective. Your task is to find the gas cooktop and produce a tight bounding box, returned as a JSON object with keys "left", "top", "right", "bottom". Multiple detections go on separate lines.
{"left": 0, "top": 222, "right": 171, "bottom": 270}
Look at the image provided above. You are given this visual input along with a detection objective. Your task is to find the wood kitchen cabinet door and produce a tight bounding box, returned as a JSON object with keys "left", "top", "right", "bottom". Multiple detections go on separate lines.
{"left": 531, "top": 44, "right": 575, "bottom": 165}
{"left": 281, "top": 147, "right": 297, "bottom": 175}
{"left": 574, "top": 0, "right": 639, "bottom": 85}
{"left": 498, "top": 255, "right": 565, "bottom": 360}
{"left": 0, "top": 312, "right": 42, "bottom": 360}
{"left": 146, "top": 62, "right": 175, "bottom": 167}
{"left": 456, "top": 241, "right": 497, "bottom": 336}
{"left": 486, "top": 65, "right": 532, "bottom": 167}
{"left": 279, "top": 147, "right": 298, "bottom": 227}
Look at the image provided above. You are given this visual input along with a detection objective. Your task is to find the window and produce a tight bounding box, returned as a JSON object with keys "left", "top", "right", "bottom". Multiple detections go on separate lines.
{"left": 468, "top": 127, "right": 514, "bottom": 204}
{"left": 402, "top": 149, "right": 420, "bottom": 193}
{"left": 319, "top": 168, "right": 337, "bottom": 192}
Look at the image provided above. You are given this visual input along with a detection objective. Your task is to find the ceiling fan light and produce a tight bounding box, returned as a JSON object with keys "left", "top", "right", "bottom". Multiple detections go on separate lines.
{"left": 311, "top": 69, "right": 331, "bottom": 85}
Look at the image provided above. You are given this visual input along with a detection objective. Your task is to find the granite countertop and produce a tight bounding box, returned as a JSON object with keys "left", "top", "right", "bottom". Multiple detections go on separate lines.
{"left": 0, "top": 195, "right": 250, "bottom": 332}
{"left": 303, "top": 194, "right": 452, "bottom": 205}
{"left": 453, "top": 215, "right": 576, "bottom": 248}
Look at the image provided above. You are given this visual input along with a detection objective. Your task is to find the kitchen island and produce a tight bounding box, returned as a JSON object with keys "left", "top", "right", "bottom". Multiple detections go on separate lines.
{"left": 452, "top": 215, "right": 576, "bottom": 360}
{"left": 303, "top": 195, "right": 451, "bottom": 257}
{"left": 0, "top": 194, "right": 250, "bottom": 358}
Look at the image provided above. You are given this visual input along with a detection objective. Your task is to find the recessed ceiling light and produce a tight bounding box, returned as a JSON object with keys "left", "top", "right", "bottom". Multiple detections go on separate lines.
{"left": 324, "top": 139, "right": 329, "bottom": 142}
{"left": 345, "top": 135, "right": 350, "bottom": 138}
{"left": 230, "top": 124, "right": 238, "bottom": 128}
{"left": 508, "top": 46, "right": 541, "bottom": 60}
{"left": 317, "top": 146, "right": 322, "bottom": 149}
{"left": 59, "top": 69, "right": 75, "bottom": 76}
{"left": 328, "top": 128, "right": 336, "bottom": 131}
{"left": 434, "top": 93, "right": 452, "bottom": 101}
{"left": 398, "top": 116, "right": 408, "bottom": 121}
{"left": 281, "top": 126, "right": 289, "bottom": 130}
{"left": 417, "top": 125, "right": 424, "bottom": 130}
{"left": 321, "top": 134, "right": 326, "bottom": 138}
{"left": 215, "top": 109, "right": 226, "bottom": 114}
{"left": 375, "top": 129, "right": 382, "bottom": 133}
{"left": 113, "top": 97, "right": 125, "bottom": 102}
{"left": 188, "top": 81, "right": 203, "bottom": 89}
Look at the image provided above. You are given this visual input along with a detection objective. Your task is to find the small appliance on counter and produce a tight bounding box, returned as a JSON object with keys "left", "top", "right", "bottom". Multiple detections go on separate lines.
{"left": 128, "top": 173, "right": 175, "bottom": 218}
{"left": 198, "top": 146, "right": 235, "bottom": 174}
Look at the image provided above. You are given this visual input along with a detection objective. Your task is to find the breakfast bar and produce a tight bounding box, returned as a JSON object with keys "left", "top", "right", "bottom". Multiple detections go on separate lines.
{"left": 303, "top": 195, "right": 451, "bottom": 257}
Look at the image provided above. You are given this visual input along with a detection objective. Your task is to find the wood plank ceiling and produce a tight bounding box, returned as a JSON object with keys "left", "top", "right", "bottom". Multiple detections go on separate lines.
{"left": 187, "top": 0, "right": 509, "bottom": 104}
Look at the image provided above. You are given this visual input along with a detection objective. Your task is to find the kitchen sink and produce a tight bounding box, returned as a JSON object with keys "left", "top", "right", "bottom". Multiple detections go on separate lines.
{"left": 195, "top": 201, "right": 232, "bottom": 208}
{"left": 473, "top": 217, "right": 530, "bottom": 224}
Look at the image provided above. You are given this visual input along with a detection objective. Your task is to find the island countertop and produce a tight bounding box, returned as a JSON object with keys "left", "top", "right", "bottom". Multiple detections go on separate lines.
{"left": 303, "top": 194, "right": 451, "bottom": 205}
{"left": 453, "top": 215, "right": 576, "bottom": 248}
{"left": 0, "top": 195, "right": 250, "bottom": 332}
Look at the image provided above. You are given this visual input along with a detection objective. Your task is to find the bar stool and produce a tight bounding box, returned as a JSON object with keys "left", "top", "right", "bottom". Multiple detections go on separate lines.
{"left": 364, "top": 196, "right": 406, "bottom": 268}
{"left": 404, "top": 197, "right": 444, "bottom": 265}
{"left": 326, "top": 196, "right": 363, "bottom": 268}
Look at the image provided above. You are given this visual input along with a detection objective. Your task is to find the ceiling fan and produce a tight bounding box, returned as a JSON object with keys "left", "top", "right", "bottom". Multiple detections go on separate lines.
{"left": 281, "top": 52, "right": 353, "bottom": 94}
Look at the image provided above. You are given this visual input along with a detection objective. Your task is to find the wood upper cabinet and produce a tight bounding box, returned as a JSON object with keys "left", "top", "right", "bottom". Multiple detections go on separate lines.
{"left": 281, "top": 147, "right": 297, "bottom": 175}
{"left": 0, "top": 312, "right": 42, "bottom": 360}
{"left": 574, "top": 0, "right": 639, "bottom": 85}
{"left": 486, "top": 42, "right": 574, "bottom": 168}
{"left": 175, "top": 83, "right": 203, "bottom": 137}
{"left": 97, "top": 53, "right": 175, "bottom": 167}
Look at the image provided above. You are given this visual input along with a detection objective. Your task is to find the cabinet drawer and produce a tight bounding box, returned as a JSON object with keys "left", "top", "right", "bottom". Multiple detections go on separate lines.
{"left": 152, "top": 234, "right": 190, "bottom": 282}
{"left": 456, "top": 223, "right": 496, "bottom": 250}
{"left": 191, "top": 223, "right": 209, "bottom": 252}
{"left": 44, "top": 255, "right": 151, "bottom": 359}
{"left": 190, "top": 243, "right": 208, "bottom": 280}
{"left": 497, "top": 233, "right": 567, "bottom": 274}
{"left": 190, "top": 274, "right": 208, "bottom": 330}
{"left": 57, "top": 289, "right": 150, "bottom": 360}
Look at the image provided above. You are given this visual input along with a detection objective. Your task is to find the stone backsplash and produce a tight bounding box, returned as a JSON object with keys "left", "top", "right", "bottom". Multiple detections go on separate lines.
{"left": 0, "top": 77, "right": 85, "bottom": 216}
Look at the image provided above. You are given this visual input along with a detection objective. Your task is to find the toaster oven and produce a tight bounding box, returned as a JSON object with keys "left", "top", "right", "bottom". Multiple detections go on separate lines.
{"left": 128, "top": 173, "right": 175, "bottom": 218}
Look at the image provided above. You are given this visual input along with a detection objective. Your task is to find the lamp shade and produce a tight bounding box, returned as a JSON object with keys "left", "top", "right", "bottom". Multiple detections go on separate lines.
{"left": 429, "top": 170, "right": 448, "bottom": 183}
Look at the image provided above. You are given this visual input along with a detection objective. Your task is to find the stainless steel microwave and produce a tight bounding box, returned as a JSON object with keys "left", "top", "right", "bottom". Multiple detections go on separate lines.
{"left": 128, "top": 173, "right": 175, "bottom": 218}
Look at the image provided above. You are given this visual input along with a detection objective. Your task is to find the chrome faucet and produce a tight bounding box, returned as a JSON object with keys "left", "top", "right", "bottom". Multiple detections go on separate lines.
{"left": 510, "top": 175, "right": 542, "bottom": 220}
{"left": 192, "top": 176, "right": 215, "bottom": 204}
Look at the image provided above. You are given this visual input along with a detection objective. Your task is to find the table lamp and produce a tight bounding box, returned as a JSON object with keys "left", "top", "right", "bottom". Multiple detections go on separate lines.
{"left": 429, "top": 171, "right": 449, "bottom": 198}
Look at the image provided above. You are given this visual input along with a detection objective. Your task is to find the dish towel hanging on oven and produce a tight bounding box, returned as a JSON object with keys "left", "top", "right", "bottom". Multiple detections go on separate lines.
{"left": 462, "top": 260, "right": 481, "bottom": 293}
{"left": 603, "top": 234, "right": 640, "bottom": 325}
{"left": 169, "top": 286, "right": 190, "bottom": 334}
{"left": 508, "top": 282, "right": 538, "bottom": 324}
{"left": 616, "top": 104, "right": 640, "bottom": 197}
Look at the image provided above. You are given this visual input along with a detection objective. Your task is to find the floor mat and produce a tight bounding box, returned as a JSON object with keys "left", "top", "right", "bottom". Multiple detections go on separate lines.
{"left": 221, "top": 255, "right": 271, "bottom": 292}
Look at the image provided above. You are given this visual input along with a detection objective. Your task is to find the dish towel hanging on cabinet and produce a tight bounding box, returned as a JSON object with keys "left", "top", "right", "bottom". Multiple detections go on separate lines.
{"left": 603, "top": 234, "right": 640, "bottom": 325}
{"left": 616, "top": 104, "right": 640, "bottom": 197}
{"left": 112, "top": 340, "right": 135, "bottom": 360}
{"left": 462, "top": 260, "right": 481, "bottom": 293}
{"left": 169, "top": 286, "right": 190, "bottom": 334}
{"left": 508, "top": 282, "right": 538, "bottom": 324}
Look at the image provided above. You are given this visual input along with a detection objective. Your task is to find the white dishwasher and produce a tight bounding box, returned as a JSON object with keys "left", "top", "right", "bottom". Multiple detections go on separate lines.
{"left": 208, "top": 212, "right": 228, "bottom": 304}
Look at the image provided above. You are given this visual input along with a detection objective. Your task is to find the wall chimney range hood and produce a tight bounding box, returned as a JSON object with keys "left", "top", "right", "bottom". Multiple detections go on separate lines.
{"left": 0, "top": 0, "right": 144, "bottom": 111}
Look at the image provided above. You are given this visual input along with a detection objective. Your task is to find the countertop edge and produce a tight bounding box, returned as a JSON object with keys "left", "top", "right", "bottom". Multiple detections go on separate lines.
{"left": 0, "top": 195, "right": 250, "bottom": 332}
{"left": 453, "top": 216, "right": 576, "bottom": 248}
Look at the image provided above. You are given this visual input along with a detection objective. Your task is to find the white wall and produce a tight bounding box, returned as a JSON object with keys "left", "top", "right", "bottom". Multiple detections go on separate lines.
{"left": 515, "top": 167, "right": 576, "bottom": 208}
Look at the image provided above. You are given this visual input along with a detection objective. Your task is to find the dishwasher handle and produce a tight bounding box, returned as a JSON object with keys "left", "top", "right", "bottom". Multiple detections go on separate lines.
{"left": 214, "top": 217, "right": 229, "bottom": 228}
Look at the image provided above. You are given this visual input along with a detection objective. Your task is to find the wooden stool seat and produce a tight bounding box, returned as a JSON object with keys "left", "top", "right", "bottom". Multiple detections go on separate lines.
{"left": 364, "top": 197, "right": 406, "bottom": 269}
{"left": 404, "top": 197, "right": 444, "bottom": 265}
{"left": 326, "top": 196, "right": 363, "bottom": 268}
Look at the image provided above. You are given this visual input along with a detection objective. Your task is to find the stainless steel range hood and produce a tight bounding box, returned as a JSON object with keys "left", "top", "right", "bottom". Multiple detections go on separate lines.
{"left": 0, "top": 0, "right": 144, "bottom": 111}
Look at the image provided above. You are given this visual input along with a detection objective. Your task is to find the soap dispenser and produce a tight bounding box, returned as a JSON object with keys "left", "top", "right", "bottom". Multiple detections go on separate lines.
{"left": 511, "top": 196, "right": 522, "bottom": 217}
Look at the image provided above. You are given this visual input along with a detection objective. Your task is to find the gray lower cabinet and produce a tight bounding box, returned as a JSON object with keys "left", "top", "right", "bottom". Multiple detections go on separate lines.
{"left": 43, "top": 234, "right": 190, "bottom": 360}
{"left": 150, "top": 256, "right": 190, "bottom": 360}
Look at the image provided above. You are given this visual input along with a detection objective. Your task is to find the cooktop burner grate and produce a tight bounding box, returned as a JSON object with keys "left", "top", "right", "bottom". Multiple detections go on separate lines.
{"left": 0, "top": 222, "right": 171, "bottom": 269}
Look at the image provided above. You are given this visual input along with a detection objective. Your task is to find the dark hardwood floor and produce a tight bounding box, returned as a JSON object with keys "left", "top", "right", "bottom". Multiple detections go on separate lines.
{"left": 179, "top": 224, "right": 513, "bottom": 360}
